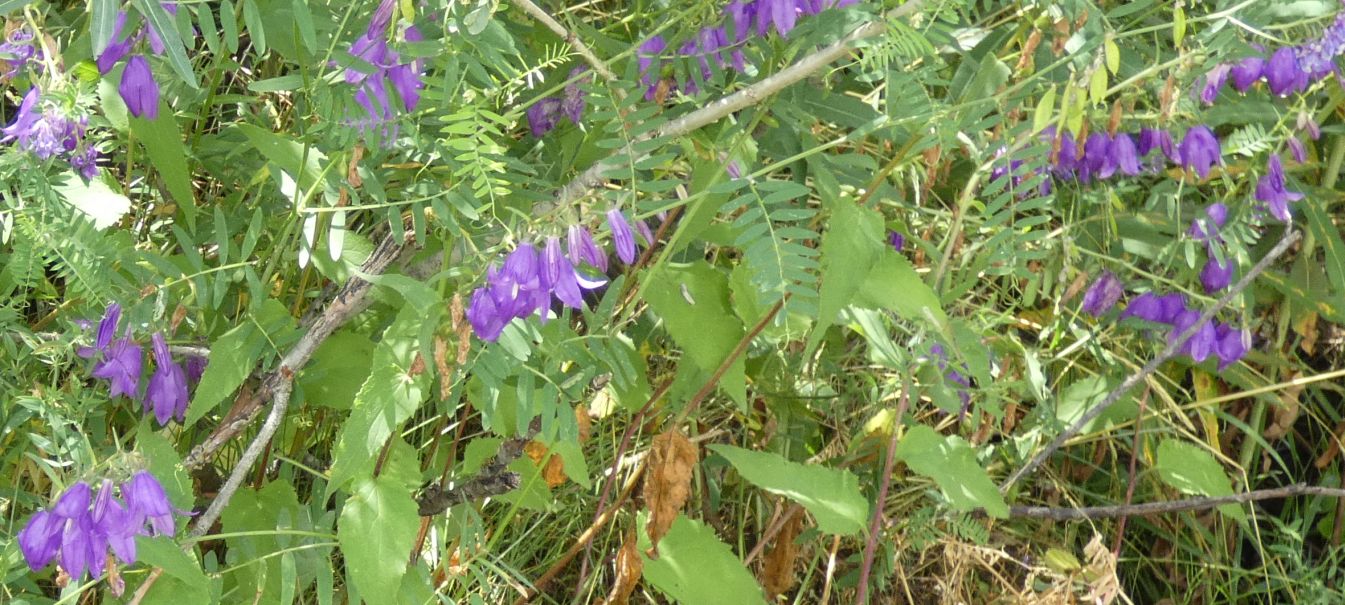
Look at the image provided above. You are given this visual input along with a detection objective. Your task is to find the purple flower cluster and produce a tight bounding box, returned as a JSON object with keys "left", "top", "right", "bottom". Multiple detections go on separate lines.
{"left": 1120, "top": 292, "right": 1250, "bottom": 370}
{"left": 528, "top": 0, "right": 857, "bottom": 137}
{"left": 990, "top": 125, "right": 1224, "bottom": 198}
{"left": 929, "top": 343, "right": 972, "bottom": 415}
{"left": 2, "top": 87, "right": 100, "bottom": 178}
{"left": 17, "top": 472, "right": 187, "bottom": 588}
{"left": 1199, "top": 9, "right": 1345, "bottom": 103}
{"left": 341, "top": 0, "right": 425, "bottom": 140}
{"left": 1188, "top": 203, "right": 1235, "bottom": 293}
{"left": 76, "top": 303, "right": 205, "bottom": 426}
{"left": 467, "top": 210, "right": 658, "bottom": 341}
{"left": 95, "top": 5, "right": 197, "bottom": 119}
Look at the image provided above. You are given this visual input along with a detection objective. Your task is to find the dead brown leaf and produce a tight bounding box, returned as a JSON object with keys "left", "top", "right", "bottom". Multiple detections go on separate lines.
{"left": 643, "top": 429, "right": 697, "bottom": 554}
{"left": 576, "top": 404, "right": 592, "bottom": 443}
{"left": 1265, "top": 373, "right": 1303, "bottom": 441}
{"left": 602, "top": 530, "right": 643, "bottom": 605}
{"left": 760, "top": 510, "right": 803, "bottom": 599}
{"left": 434, "top": 335, "right": 453, "bottom": 400}
{"left": 524, "top": 441, "right": 568, "bottom": 488}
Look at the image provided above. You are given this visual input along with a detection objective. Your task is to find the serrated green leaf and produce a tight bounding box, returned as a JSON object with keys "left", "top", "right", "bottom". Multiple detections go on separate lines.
{"left": 644, "top": 262, "right": 747, "bottom": 408}
{"left": 338, "top": 475, "right": 418, "bottom": 602}
{"left": 896, "top": 425, "right": 1007, "bottom": 517}
{"left": 808, "top": 197, "right": 885, "bottom": 355}
{"left": 638, "top": 513, "right": 767, "bottom": 605}
{"left": 1155, "top": 440, "right": 1245, "bottom": 521}
{"left": 857, "top": 255, "right": 948, "bottom": 330}
{"left": 186, "top": 299, "right": 295, "bottom": 427}
{"left": 710, "top": 445, "right": 868, "bottom": 535}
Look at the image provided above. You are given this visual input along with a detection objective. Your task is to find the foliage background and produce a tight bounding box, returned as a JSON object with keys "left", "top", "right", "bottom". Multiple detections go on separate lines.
{"left": 2, "top": 0, "right": 1345, "bottom": 603}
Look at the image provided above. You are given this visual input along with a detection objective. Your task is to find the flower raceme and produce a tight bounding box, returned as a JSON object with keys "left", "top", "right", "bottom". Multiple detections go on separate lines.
{"left": 340, "top": 0, "right": 425, "bottom": 141}
{"left": 18, "top": 472, "right": 187, "bottom": 589}
{"left": 1, "top": 87, "right": 101, "bottom": 178}
{"left": 467, "top": 212, "right": 660, "bottom": 342}
{"left": 1119, "top": 292, "right": 1250, "bottom": 370}
{"left": 1199, "top": 8, "right": 1345, "bottom": 102}
{"left": 94, "top": 5, "right": 199, "bottom": 119}
{"left": 77, "top": 303, "right": 203, "bottom": 425}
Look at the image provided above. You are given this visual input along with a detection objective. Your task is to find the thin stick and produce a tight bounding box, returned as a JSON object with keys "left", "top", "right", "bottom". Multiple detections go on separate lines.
{"left": 856, "top": 389, "right": 911, "bottom": 605}
{"left": 549, "top": 0, "right": 927, "bottom": 207}
{"left": 513, "top": 0, "right": 619, "bottom": 84}
{"left": 1001, "top": 229, "right": 1301, "bottom": 490}
{"left": 1005, "top": 483, "right": 1345, "bottom": 520}
{"left": 1112, "top": 388, "right": 1149, "bottom": 555}
{"left": 190, "top": 379, "right": 295, "bottom": 537}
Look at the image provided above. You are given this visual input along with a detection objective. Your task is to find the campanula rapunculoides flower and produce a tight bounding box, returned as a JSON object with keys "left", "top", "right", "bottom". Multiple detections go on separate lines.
{"left": 17, "top": 510, "right": 62, "bottom": 570}
{"left": 1170, "top": 308, "right": 1218, "bottom": 363}
{"left": 1120, "top": 292, "right": 1187, "bottom": 325}
{"left": 607, "top": 209, "right": 638, "bottom": 264}
{"left": 61, "top": 510, "right": 104, "bottom": 581}
{"left": 758, "top": 0, "right": 799, "bottom": 37}
{"left": 1178, "top": 125, "right": 1221, "bottom": 179}
{"left": 124, "top": 470, "right": 182, "bottom": 536}
{"left": 888, "top": 230, "right": 905, "bottom": 251}
{"left": 526, "top": 97, "right": 562, "bottom": 137}
{"left": 146, "top": 332, "right": 189, "bottom": 425}
{"left": 340, "top": 0, "right": 425, "bottom": 140}
{"left": 634, "top": 218, "right": 656, "bottom": 247}
{"left": 1188, "top": 203, "right": 1228, "bottom": 243}
{"left": 1214, "top": 324, "right": 1251, "bottom": 370}
{"left": 542, "top": 237, "right": 582, "bottom": 308}
{"left": 1265, "top": 47, "right": 1307, "bottom": 96}
{"left": 119, "top": 56, "right": 159, "bottom": 118}
{"left": 91, "top": 479, "right": 140, "bottom": 566}
{"left": 561, "top": 66, "right": 590, "bottom": 124}
{"left": 568, "top": 224, "right": 608, "bottom": 272}
{"left": 1199, "top": 64, "right": 1230, "bottom": 104}
{"left": 1081, "top": 132, "right": 1114, "bottom": 181}
{"left": 1200, "top": 257, "right": 1235, "bottom": 293}
{"left": 1052, "top": 130, "right": 1080, "bottom": 177}
{"left": 1137, "top": 128, "right": 1177, "bottom": 163}
{"left": 185, "top": 354, "right": 208, "bottom": 384}
{"left": 78, "top": 302, "right": 122, "bottom": 359}
{"left": 638, "top": 35, "right": 668, "bottom": 99}
{"left": 1254, "top": 154, "right": 1302, "bottom": 222}
{"left": 96, "top": 12, "right": 133, "bottom": 74}
{"left": 1288, "top": 137, "right": 1308, "bottom": 163}
{"left": 1081, "top": 271, "right": 1124, "bottom": 316}
{"left": 1109, "top": 133, "right": 1142, "bottom": 176}
{"left": 92, "top": 336, "right": 143, "bottom": 399}
{"left": 1230, "top": 54, "right": 1265, "bottom": 92}
{"left": 466, "top": 287, "right": 508, "bottom": 342}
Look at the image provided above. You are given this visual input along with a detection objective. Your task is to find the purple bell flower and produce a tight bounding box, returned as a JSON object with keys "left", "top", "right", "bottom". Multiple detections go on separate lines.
{"left": 1171, "top": 309, "right": 1218, "bottom": 363}
{"left": 543, "top": 237, "right": 584, "bottom": 309}
{"left": 145, "top": 332, "right": 189, "bottom": 425}
{"left": 1188, "top": 203, "right": 1228, "bottom": 243}
{"left": 1214, "top": 324, "right": 1251, "bottom": 371}
{"left": 1081, "top": 271, "right": 1123, "bottom": 316}
{"left": 1254, "top": 154, "right": 1302, "bottom": 222}
{"left": 888, "top": 230, "right": 905, "bottom": 251}
{"left": 1178, "top": 125, "right": 1221, "bottom": 179}
{"left": 1230, "top": 55, "right": 1265, "bottom": 92}
{"left": 607, "top": 209, "right": 638, "bottom": 264}
{"left": 1082, "top": 132, "right": 1114, "bottom": 181}
{"left": 1109, "top": 133, "right": 1142, "bottom": 176}
{"left": 123, "top": 471, "right": 182, "bottom": 536}
{"left": 466, "top": 287, "right": 507, "bottom": 342}
{"left": 567, "top": 225, "right": 608, "bottom": 272}
{"left": 17, "top": 510, "right": 63, "bottom": 570}
{"left": 96, "top": 12, "right": 133, "bottom": 75}
{"left": 638, "top": 36, "right": 667, "bottom": 99}
{"left": 1288, "top": 137, "right": 1308, "bottom": 163}
{"left": 1199, "top": 64, "right": 1230, "bottom": 104}
{"left": 526, "top": 97, "right": 562, "bottom": 138}
{"left": 1137, "top": 128, "right": 1177, "bottom": 164}
{"left": 1120, "top": 292, "right": 1187, "bottom": 325}
{"left": 91, "top": 480, "right": 140, "bottom": 565}
{"left": 185, "top": 354, "right": 208, "bottom": 384}
{"left": 61, "top": 511, "right": 105, "bottom": 581}
{"left": 1264, "top": 47, "right": 1308, "bottom": 96}
{"left": 91, "top": 337, "right": 143, "bottom": 399}
{"left": 1200, "top": 257, "right": 1235, "bottom": 293}
{"left": 1053, "top": 131, "right": 1080, "bottom": 177}
{"left": 119, "top": 55, "right": 159, "bottom": 119}
{"left": 561, "top": 66, "right": 589, "bottom": 124}
{"left": 78, "top": 302, "right": 123, "bottom": 359}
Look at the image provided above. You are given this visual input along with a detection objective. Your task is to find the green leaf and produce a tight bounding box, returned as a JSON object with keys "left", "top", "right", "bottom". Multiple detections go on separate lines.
{"left": 91, "top": 0, "right": 120, "bottom": 55}
{"left": 1054, "top": 376, "right": 1138, "bottom": 434}
{"left": 237, "top": 123, "right": 329, "bottom": 194}
{"left": 857, "top": 254, "right": 948, "bottom": 330}
{"left": 0, "top": 0, "right": 34, "bottom": 16}
{"left": 222, "top": 481, "right": 308, "bottom": 601}
{"left": 53, "top": 172, "right": 131, "bottom": 230}
{"left": 298, "top": 331, "right": 374, "bottom": 410}
{"left": 808, "top": 197, "right": 885, "bottom": 355}
{"left": 132, "top": 0, "right": 198, "bottom": 88}
{"left": 1302, "top": 193, "right": 1345, "bottom": 296}
{"left": 136, "top": 537, "right": 211, "bottom": 604}
{"left": 132, "top": 109, "right": 196, "bottom": 226}
{"left": 338, "top": 475, "right": 418, "bottom": 602}
{"left": 644, "top": 261, "right": 747, "bottom": 407}
{"left": 709, "top": 445, "right": 868, "bottom": 535}
{"left": 325, "top": 306, "right": 430, "bottom": 494}
{"left": 638, "top": 514, "right": 767, "bottom": 605}
{"left": 186, "top": 299, "right": 295, "bottom": 427}
{"left": 896, "top": 425, "right": 1008, "bottom": 517}
{"left": 1155, "top": 440, "right": 1246, "bottom": 521}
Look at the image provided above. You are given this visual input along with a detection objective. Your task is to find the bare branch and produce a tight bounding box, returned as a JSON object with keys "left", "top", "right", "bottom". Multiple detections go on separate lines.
{"left": 513, "top": 0, "right": 619, "bottom": 84}
{"left": 1003, "top": 483, "right": 1345, "bottom": 520}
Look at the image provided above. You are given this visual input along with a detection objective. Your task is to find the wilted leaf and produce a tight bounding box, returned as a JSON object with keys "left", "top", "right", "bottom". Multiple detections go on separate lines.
{"left": 759, "top": 510, "right": 802, "bottom": 599}
{"left": 644, "top": 429, "right": 698, "bottom": 553}
{"left": 602, "top": 530, "right": 643, "bottom": 605}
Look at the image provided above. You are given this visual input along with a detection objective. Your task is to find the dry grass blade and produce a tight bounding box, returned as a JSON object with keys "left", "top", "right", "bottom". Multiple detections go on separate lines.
{"left": 601, "top": 530, "right": 643, "bottom": 605}
{"left": 760, "top": 509, "right": 803, "bottom": 599}
{"left": 643, "top": 429, "right": 698, "bottom": 555}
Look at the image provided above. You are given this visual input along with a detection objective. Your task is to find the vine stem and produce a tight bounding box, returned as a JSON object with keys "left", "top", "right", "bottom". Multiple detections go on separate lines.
{"left": 1000, "top": 228, "right": 1302, "bottom": 491}
{"left": 513, "top": 0, "right": 620, "bottom": 85}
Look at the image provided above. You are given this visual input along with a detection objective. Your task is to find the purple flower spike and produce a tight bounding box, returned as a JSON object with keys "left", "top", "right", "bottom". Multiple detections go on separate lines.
{"left": 119, "top": 56, "right": 159, "bottom": 119}
{"left": 1200, "top": 257, "right": 1235, "bottom": 293}
{"left": 17, "top": 510, "right": 63, "bottom": 570}
{"left": 1230, "top": 55, "right": 1265, "bottom": 92}
{"left": 146, "top": 332, "right": 189, "bottom": 425}
{"left": 1109, "top": 133, "right": 1142, "bottom": 176}
{"left": 1171, "top": 309, "right": 1218, "bottom": 363}
{"left": 1200, "top": 64, "right": 1230, "bottom": 104}
{"left": 1178, "top": 125, "right": 1221, "bottom": 179}
{"left": 567, "top": 225, "right": 608, "bottom": 272}
{"left": 123, "top": 471, "right": 182, "bottom": 536}
{"left": 1254, "top": 154, "right": 1302, "bottom": 222}
{"left": 607, "top": 209, "right": 637, "bottom": 264}
{"left": 1121, "top": 292, "right": 1187, "bottom": 325}
{"left": 1265, "top": 47, "right": 1306, "bottom": 96}
{"left": 1081, "top": 271, "right": 1124, "bottom": 316}
{"left": 92, "top": 337, "right": 143, "bottom": 399}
